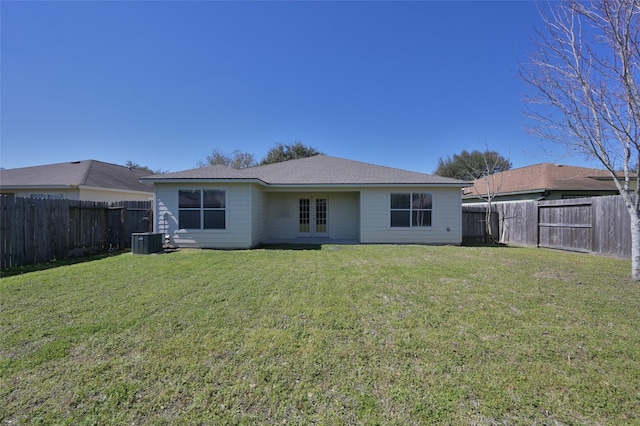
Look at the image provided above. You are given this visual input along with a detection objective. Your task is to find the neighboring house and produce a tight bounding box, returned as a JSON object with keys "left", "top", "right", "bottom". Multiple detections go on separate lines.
{"left": 462, "top": 163, "right": 622, "bottom": 204}
{"left": 0, "top": 160, "right": 153, "bottom": 202}
{"left": 141, "top": 155, "right": 468, "bottom": 249}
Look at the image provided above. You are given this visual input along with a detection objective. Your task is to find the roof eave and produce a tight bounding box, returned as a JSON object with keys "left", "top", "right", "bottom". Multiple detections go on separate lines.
{"left": 462, "top": 188, "right": 547, "bottom": 199}
{"left": 142, "top": 178, "right": 268, "bottom": 186}
{"left": 0, "top": 184, "right": 77, "bottom": 190}
{"left": 254, "top": 182, "right": 469, "bottom": 188}
{"left": 143, "top": 178, "right": 465, "bottom": 187}
{"left": 462, "top": 187, "right": 618, "bottom": 199}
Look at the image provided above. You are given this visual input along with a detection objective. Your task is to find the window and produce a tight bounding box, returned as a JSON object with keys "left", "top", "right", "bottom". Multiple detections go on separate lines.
{"left": 390, "top": 193, "right": 432, "bottom": 227}
{"left": 179, "top": 189, "right": 226, "bottom": 229}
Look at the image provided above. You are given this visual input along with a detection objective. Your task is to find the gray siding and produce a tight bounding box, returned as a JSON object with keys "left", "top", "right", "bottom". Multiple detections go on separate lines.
{"left": 266, "top": 193, "right": 298, "bottom": 240}
{"left": 10, "top": 188, "right": 151, "bottom": 202}
{"left": 328, "top": 192, "right": 359, "bottom": 239}
{"left": 265, "top": 192, "right": 360, "bottom": 240}
{"left": 251, "top": 185, "right": 268, "bottom": 247}
{"left": 155, "top": 183, "right": 253, "bottom": 249}
{"left": 360, "top": 187, "right": 462, "bottom": 244}
{"left": 153, "top": 184, "right": 463, "bottom": 248}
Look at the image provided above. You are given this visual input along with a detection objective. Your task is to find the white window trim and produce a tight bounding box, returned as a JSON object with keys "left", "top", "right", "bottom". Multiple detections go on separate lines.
{"left": 177, "top": 188, "right": 228, "bottom": 231}
{"left": 389, "top": 192, "right": 434, "bottom": 229}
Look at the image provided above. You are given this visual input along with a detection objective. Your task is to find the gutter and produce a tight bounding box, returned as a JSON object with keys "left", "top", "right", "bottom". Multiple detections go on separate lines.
{"left": 139, "top": 178, "right": 269, "bottom": 186}
{"left": 141, "top": 179, "right": 468, "bottom": 188}
{"left": 0, "top": 184, "right": 75, "bottom": 190}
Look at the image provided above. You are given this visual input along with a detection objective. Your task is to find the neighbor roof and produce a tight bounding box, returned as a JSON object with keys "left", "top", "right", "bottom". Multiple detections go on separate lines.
{"left": 0, "top": 160, "right": 153, "bottom": 193}
{"left": 463, "top": 163, "right": 619, "bottom": 198}
{"left": 142, "top": 155, "right": 468, "bottom": 186}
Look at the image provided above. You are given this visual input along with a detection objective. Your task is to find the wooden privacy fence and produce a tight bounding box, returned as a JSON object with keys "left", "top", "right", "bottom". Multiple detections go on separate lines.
{"left": 461, "top": 206, "right": 499, "bottom": 244}
{"left": 107, "top": 201, "right": 153, "bottom": 250}
{"left": 463, "top": 195, "right": 631, "bottom": 258}
{"left": 1, "top": 197, "right": 152, "bottom": 269}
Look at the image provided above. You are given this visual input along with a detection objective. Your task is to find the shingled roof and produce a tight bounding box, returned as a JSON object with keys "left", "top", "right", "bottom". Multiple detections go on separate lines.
{"left": 144, "top": 164, "right": 249, "bottom": 180}
{"left": 463, "top": 163, "right": 619, "bottom": 198}
{"left": 0, "top": 160, "right": 153, "bottom": 193}
{"left": 143, "top": 155, "right": 468, "bottom": 186}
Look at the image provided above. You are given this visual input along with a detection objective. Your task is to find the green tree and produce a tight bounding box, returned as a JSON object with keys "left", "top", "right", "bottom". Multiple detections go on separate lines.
{"left": 260, "top": 142, "right": 323, "bottom": 165}
{"left": 434, "top": 150, "right": 511, "bottom": 180}
{"left": 198, "top": 149, "right": 257, "bottom": 169}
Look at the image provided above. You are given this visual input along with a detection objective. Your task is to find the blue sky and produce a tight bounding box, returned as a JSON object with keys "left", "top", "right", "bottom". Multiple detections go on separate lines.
{"left": 0, "top": 1, "right": 604, "bottom": 174}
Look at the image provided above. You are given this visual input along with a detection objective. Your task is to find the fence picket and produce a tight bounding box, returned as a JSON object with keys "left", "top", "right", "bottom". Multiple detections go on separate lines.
{"left": 2, "top": 195, "right": 631, "bottom": 268}
{"left": 0, "top": 197, "right": 152, "bottom": 269}
{"left": 463, "top": 195, "right": 631, "bottom": 259}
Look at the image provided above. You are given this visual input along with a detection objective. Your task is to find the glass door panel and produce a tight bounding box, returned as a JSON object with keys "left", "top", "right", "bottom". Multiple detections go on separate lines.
{"left": 299, "top": 198, "right": 310, "bottom": 233}
{"left": 315, "top": 198, "right": 327, "bottom": 235}
{"left": 298, "top": 197, "right": 328, "bottom": 237}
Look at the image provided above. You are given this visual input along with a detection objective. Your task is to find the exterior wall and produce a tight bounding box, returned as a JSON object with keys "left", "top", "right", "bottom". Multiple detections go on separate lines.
{"left": 266, "top": 193, "right": 297, "bottom": 240}
{"left": 11, "top": 188, "right": 79, "bottom": 200}
{"left": 154, "top": 182, "right": 253, "bottom": 249}
{"left": 328, "top": 192, "right": 359, "bottom": 240}
{"left": 463, "top": 192, "right": 542, "bottom": 204}
{"left": 152, "top": 184, "right": 463, "bottom": 248}
{"left": 7, "top": 188, "right": 152, "bottom": 202}
{"left": 78, "top": 188, "right": 153, "bottom": 202}
{"left": 250, "top": 185, "right": 268, "bottom": 247}
{"left": 360, "top": 187, "right": 462, "bottom": 244}
{"left": 266, "top": 192, "right": 360, "bottom": 240}
{"left": 546, "top": 190, "right": 619, "bottom": 200}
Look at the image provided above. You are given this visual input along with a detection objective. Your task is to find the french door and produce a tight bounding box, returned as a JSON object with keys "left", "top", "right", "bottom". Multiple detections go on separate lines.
{"left": 299, "top": 197, "right": 328, "bottom": 237}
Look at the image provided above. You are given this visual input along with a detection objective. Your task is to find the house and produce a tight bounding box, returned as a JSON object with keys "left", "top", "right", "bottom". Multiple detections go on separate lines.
{"left": 141, "top": 155, "right": 468, "bottom": 249}
{"left": 0, "top": 160, "right": 153, "bottom": 202}
{"left": 462, "top": 163, "right": 621, "bottom": 204}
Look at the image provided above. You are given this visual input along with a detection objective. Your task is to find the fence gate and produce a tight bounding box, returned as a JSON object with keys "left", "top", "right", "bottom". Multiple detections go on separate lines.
{"left": 538, "top": 199, "right": 593, "bottom": 253}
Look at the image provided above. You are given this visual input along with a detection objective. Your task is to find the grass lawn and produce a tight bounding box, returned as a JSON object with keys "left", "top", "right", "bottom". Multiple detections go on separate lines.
{"left": 1, "top": 245, "right": 639, "bottom": 425}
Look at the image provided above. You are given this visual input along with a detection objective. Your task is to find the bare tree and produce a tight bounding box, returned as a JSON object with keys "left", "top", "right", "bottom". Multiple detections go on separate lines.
{"left": 521, "top": 0, "right": 640, "bottom": 280}
{"left": 471, "top": 152, "right": 508, "bottom": 244}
